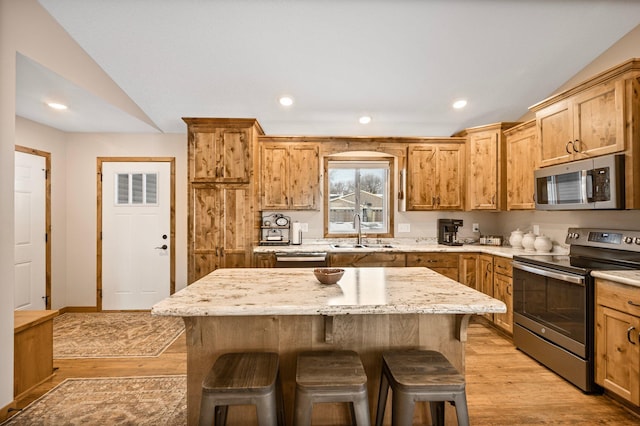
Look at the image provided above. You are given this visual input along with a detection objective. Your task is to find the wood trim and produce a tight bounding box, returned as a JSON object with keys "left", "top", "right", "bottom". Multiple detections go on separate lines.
{"left": 14, "top": 145, "right": 52, "bottom": 309}
{"left": 0, "top": 400, "right": 18, "bottom": 424}
{"left": 96, "top": 157, "right": 176, "bottom": 311}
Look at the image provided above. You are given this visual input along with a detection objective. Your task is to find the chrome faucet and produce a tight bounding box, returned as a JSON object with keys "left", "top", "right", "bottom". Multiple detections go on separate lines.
{"left": 353, "top": 213, "right": 363, "bottom": 246}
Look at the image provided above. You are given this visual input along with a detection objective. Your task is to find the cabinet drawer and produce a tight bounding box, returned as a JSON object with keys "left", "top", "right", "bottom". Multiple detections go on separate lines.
{"left": 596, "top": 279, "right": 640, "bottom": 316}
{"left": 494, "top": 256, "right": 512, "bottom": 277}
{"left": 406, "top": 253, "right": 458, "bottom": 268}
{"left": 329, "top": 253, "right": 406, "bottom": 267}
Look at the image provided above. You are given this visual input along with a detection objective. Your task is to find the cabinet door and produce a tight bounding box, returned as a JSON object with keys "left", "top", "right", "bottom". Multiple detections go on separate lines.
{"left": 289, "top": 144, "right": 319, "bottom": 210}
{"left": 493, "top": 272, "right": 513, "bottom": 334}
{"left": 572, "top": 79, "right": 625, "bottom": 159}
{"left": 406, "top": 145, "right": 437, "bottom": 210}
{"left": 436, "top": 145, "right": 465, "bottom": 210}
{"left": 261, "top": 144, "right": 289, "bottom": 210}
{"left": 190, "top": 186, "right": 251, "bottom": 282}
{"left": 537, "top": 100, "right": 573, "bottom": 167}
{"left": 254, "top": 253, "right": 275, "bottom": 268}
{"left": 506, "top": 123, "right": 537, "bottom": 210}
{"left": 406, "top": 253, "right": 458, "bottom": 281}
{"left": 478, "top": 255, "right": 494, "bottom": 321}
{"left": 595, "top": 305, "right": 640, "bottom": 405}
{"left": 458, "top": 254, "right": 478, "bottom": 289}
{"left": 468, "top": 131, "right": 499, "bottom": 210}
{"left": 191, "top": 128, "right": 251, "bottom": 183}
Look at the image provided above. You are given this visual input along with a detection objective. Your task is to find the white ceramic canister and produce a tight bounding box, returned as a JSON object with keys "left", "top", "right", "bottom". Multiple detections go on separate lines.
{"left": 522, "top": 232, "right": 536, "bottom": 252}
{"left": 509, "top": 228, "right": 524, "bottom": 249}
{"left": 534, "top": 234, "right": 553, "bottom": 253}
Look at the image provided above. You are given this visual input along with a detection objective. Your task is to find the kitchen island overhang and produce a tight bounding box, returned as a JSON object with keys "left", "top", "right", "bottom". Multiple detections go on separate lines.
{"left": 152, "top": 267, "right": 506, "bottom": 425}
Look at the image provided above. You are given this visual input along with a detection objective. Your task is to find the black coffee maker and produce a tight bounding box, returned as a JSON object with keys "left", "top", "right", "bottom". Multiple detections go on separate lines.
{"left": 438, "top": 219, "right": 463, "bottom": 246}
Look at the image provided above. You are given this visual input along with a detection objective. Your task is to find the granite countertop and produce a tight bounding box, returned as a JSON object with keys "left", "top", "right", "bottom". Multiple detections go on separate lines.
{"left": 253, "top": 241, "right": 567, "bottom": 258}
{"left": 152, "top": 267, "right": 507, "bottom": 317}
{"left": 591, "top": 270, "right": 640, "bottom": 288}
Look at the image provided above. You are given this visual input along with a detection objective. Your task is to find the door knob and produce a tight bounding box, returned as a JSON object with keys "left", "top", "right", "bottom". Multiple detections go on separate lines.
{"left": 155, "top": 244, "right": 168, "bottom": 250}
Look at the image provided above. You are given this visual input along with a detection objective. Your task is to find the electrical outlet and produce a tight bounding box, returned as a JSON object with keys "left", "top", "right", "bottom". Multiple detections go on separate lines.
{"left": 301, "top": 223, "right": 309, "bottom": 232}
{"left": 533, "top": 224, "right": 540, "bottom": 235}
{"left": 398, "top": 223, "right": 411, "bottom": 233}
{"left": 472, "top": 223, "right": 480, "bottom": 233}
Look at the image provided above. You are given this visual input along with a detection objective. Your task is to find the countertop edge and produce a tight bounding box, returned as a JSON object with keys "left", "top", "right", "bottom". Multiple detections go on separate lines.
{"left": 591, "top": 270, "right": 640, "bottom": 288}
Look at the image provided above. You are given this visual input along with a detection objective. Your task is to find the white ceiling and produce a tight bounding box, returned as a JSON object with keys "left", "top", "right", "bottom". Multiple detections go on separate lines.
{"left": 18, "top": 0, "right": 640, "bottom": 136}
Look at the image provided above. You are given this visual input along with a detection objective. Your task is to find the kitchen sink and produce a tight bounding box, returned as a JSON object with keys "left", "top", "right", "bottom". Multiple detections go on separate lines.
{"left": 330, "top": 243, "right": 394, "bottom": 249}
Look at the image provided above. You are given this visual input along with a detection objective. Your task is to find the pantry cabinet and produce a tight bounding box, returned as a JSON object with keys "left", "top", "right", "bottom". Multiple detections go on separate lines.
{"left": 406, "top": 142, "right": 465, "bottom": 211}
{"left": 461, "top": 123, "right": 518, "bottom": 210}
{"left": 595, "top": 278, "right": 640, "bottom": 406}
{"left": 534, "top": 79, "right": 625, "bottom": 167}
{"left": 184, "top": 118, "right": 264, "bottom": 283}
{"left": 260, "top": 141, "right": 320, "bottom": 210}
{"left": 505, "top": 120, "right": 538, "bottom": 210}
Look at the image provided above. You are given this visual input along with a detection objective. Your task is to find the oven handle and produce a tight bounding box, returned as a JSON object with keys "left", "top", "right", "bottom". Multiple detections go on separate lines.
{"left": 512, "top": 261, "right": 585, "bottom": 285}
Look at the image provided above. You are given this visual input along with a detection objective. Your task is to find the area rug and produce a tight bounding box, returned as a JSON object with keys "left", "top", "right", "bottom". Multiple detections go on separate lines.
{"left": 53, "top": 312, "right": 184, "bottom": 358}
{"left": 1, "top": 376, "right": 186, "bottom": 426}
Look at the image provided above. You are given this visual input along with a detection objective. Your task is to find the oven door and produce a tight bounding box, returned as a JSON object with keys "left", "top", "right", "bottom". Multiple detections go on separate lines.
{"left": 513, "top": 261, "right": 587, "bottom": 358}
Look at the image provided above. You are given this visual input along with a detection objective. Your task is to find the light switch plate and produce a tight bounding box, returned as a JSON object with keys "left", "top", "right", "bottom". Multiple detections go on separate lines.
{"left": 472, "top": 223, "right": 480, "bottom": 232}
{"left": 533, "top": 224, "right": 540, "bottom": 235}
{"left": 398, "top": 223, "right": 410, "bottom": 232}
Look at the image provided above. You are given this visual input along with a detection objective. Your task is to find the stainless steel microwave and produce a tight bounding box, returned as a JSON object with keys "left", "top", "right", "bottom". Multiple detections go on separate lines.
{"left": 534, "top": 154, "right": 625, "bottom": 210}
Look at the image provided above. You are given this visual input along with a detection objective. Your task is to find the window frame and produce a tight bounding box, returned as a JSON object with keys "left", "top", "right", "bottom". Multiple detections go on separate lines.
{"left": 323, "top": 155, "right": 395, "bottom": 239}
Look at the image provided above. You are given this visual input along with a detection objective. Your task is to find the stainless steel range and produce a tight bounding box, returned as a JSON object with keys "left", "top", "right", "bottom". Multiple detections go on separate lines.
{"left": 512, "top": 227, "right": 640, "bottom": 393}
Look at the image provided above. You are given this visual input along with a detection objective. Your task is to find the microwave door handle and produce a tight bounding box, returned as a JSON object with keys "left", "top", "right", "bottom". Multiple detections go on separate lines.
{"left": 584, "top": 170, "right": 594, "bottom": 202}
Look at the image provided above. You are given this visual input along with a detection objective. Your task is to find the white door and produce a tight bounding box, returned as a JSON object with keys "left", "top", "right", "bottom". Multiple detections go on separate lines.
{"left": 14, "top": 151, "right": 46, "bottom": 310}
{"left": 102, "top": 162, "right": 171, "bottom": 310}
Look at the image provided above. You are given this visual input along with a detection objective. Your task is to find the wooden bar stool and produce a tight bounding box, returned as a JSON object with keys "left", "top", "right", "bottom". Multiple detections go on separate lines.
{"left": 375, "top": 349, "right": 469, "bottom": 426}
{"left": 294, "top": 350, "right": 370, "bottom": 425}
{"left": 199, "top": 352, "right": 285, "bottom": 426}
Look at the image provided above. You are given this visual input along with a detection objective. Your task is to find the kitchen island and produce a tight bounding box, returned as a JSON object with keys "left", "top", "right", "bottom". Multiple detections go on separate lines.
{"left": 152, "top": 267, "right": 506, "bottom": 425}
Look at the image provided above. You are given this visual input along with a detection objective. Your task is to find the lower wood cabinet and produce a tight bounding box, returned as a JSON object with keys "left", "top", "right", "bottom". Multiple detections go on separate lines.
{"left": 477, "top": 254, "right": 494, "bottom": 321}
{"left": 458, "top": 254, "right": 478, "bottom": 289}
{"left": 406, "top": 253, "right": 459, "bottom": 281}
{"left": 492, "top": 256, "right": 513, "bottom": 334}
{"left": 329, "top": 252, "right": 405, "bottom": 267}
{"left": 595, "top": 278, "right": 640, "bottom": 406}
{"left": 254, "top": 253, "right": 275, "bottom": 268}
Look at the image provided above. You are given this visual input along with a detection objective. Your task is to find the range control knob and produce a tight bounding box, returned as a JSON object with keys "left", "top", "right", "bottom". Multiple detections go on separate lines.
{"left": 635, "top": 237, "right": 640, "bottom": 245}
{"left": 568, "top": 232, "right": 579, "bottom": 240}
{"left": 624, "top": 236, "right": 634, "bottom": 244}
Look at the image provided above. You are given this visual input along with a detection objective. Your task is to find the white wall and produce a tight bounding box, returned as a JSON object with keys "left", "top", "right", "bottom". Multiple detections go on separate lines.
{"left": 15, "top": 118, "right": 68, "bottom": 309}
{"left": 64, "top": 133, "right": 187, "bottom": 307}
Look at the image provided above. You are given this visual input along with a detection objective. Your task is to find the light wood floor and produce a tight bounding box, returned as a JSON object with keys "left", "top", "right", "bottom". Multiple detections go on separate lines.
{"left": 8, "top": 319, "right": 640, "bottom": 425}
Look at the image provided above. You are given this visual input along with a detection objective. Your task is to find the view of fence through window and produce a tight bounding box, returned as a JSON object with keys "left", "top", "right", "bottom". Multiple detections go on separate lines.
{"left": 327, "top": 161, "right": 389, "bottom": 234}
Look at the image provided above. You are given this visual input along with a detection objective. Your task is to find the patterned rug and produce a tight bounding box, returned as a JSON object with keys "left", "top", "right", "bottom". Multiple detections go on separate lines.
{"left": 53, "top": 312, "right": 184, "bottom": 358}
{"left": 1, "top": 376, "right": 186, "bottom": 426}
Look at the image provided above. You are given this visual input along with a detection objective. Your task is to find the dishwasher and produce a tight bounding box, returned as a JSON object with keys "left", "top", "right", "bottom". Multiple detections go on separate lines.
{"left": 274, "top": 252, "right": 328, "bottom": 268}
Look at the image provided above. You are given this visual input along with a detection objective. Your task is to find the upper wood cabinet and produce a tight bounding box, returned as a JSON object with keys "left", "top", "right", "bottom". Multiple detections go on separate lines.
{"left": 406, "top": 142, "right": 465, "bottom": 211}
{"left": 185, "top": 118, "right": 264, "bottom": 183}
{"left": 459, "top": 123, "right": 518, "bottom": 211}
{"left": 260, "top": 141, "right": 320, "bottom": 210}
{"left": 504, "top": 120, "right": 538, "bottom": 210}
{"left": 533, "top": 78, "right": 625, "bottom": 167}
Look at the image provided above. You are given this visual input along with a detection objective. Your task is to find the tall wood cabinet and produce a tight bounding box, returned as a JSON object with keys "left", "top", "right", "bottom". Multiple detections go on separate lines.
{"left": 259, "top": 140, "right": 320, "bottom": 210}
{"left": 504, "top": 120, "right": 538, "bottom": 210}
{"left": 184, "top": 118, "right": 264, "bottom": 283}
{"left": 458, "top": 122, "right": 518, "bottom": 211}
{"left": 406, "top": 141, "right": 465, "bottom": 210}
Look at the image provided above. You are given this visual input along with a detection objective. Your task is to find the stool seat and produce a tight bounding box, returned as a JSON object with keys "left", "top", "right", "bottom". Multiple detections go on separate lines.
{"left": 295, "top": 350, "right": 370, "bottom": 425}
{"left": 376, "top": 349, "right": 469, "bottom": 426}
{"left": 199, "top": 352, "right": 284, "bottom": 426}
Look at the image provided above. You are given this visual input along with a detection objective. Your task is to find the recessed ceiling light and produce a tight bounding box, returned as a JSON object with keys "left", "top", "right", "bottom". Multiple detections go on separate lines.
{"left": 453, "top": 99, "right": 467, "bottom": 109}
{"left": 359, "top": 116, "right": 372, "bottom": 124}
{"left": 279, "top": 96, "right": 294, "bottom": 107}
{"left": 47, "top": 102, "right": 68, "bottom": 110}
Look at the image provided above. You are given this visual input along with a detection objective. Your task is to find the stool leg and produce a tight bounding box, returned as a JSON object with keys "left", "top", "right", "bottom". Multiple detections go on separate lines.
{"left": 294, "top": 388, "right": 313, "bottom": 426}
{"left": 452, "top": 392, "right": 470, "bottom": 426}
{"left": 391, "top": 390, "right": 415, "bottom": 426}
{"left": 352, "top": 391, "right": 371, "bottom": 426}
{"left": 429, "top": 401, "right": 444, "bottom": 426}
{"left": 198, "top": 394, "right": 215, "bottom": 426}
{"left": 256, "top": 392, "right": 278, "bottom": 426}
{"left": 375, "top": 366, "right": 390, "bottom": 426}
{"left": 276, "top": 375, "right": 286, "bottom": 426}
